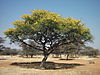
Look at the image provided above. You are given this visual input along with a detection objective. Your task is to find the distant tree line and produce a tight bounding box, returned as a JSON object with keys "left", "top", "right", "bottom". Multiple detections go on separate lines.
{"left": 80, "top": 46, "right": 100, "bottom": 58}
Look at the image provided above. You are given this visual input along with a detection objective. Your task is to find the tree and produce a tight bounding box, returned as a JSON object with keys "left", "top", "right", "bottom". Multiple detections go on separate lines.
{"left": 0, "top": 37, "right": 5, "bottom": 52}
{"left": 81, "top": 46, "right": 99, "bottom": 57}
{"left": 0, "top": 37, "right": 5, "bottom": 43}
{"left": 4, "top": 9, "right": 93, "bottom": 69}
{"left": 63, "top": 44, "right": 77, "bottom": 60}
{"left": 0, "top": 47, "right": 19, "bottom": 55}
{"left": 21, "top": 43, "right": 34, "bottom": 57}
{"left": 20, "top": 42, "right": 40, "bottom": 58}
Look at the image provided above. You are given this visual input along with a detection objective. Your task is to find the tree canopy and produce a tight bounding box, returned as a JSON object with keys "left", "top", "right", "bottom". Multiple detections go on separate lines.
{"left": 4, "top": 9, "right": 93, "bottom": 69}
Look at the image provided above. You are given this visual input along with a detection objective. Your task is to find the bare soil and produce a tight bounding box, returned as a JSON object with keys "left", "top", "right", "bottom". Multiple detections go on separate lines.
{"left": 0, "top": 55, "right": 100, "bottom": 75}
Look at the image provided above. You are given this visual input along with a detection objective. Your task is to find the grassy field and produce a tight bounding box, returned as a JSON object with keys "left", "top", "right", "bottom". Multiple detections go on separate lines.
{"left": 0, "top": 55, "right": 100, "bottom": 75}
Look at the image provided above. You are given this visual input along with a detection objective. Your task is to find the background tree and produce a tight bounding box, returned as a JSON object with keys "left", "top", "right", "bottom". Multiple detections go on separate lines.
{"left": 80, "top": 46, "right": 99, "bottom": 57}
{"left": 58, "top": 42, "right": 84, "bottom": 60}
{"left": 4, "top": 9, "right": 93, "bottom": 69}
{"left": 63, "top": 44, "right": 77, "bottom": 60}
{"left": 0, "top": 47, "right": 19, "bottom": 56}
{"left": 0, "top": 37, "right": 5, "bottom": 53}
{"left": 20, "top": 42, "right": 41, "bottom": 58}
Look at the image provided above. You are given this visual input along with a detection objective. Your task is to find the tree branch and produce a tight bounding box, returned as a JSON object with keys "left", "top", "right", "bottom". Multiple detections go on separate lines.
{"left": 17, "top": 36, "right": 44, "bottom": 51}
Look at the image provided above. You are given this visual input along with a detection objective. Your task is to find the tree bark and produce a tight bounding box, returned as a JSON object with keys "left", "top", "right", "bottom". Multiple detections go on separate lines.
{"left": 40, "top": 54, "right": 48, "bottom": 69}
{"left": 66, "top": 54, "right": 70, "bottom": 60}
{"left": 31, "top": 55, "right": 33, "bottom": 58}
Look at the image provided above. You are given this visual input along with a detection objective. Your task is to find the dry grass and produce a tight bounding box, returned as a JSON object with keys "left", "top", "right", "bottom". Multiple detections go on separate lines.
{"left": 0, "top": 55, "right": 100, "bottom": 75}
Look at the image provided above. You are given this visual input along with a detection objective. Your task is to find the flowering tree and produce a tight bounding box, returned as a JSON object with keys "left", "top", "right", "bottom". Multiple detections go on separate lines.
{"left": 4, "top": 9, "right": 93, "bottom": 69}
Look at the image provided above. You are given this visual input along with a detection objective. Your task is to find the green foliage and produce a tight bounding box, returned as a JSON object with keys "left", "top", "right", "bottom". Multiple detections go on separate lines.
{"left": 4, "top": 10, "right": 92, "bottom": 43}
{"left": 4, "top": 9, "right": 93, "bottom": 68}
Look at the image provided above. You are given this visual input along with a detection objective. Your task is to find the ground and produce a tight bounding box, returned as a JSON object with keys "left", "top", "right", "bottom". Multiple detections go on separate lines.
{"left": 0, "top": 55, "right": 100, "bottom": 75}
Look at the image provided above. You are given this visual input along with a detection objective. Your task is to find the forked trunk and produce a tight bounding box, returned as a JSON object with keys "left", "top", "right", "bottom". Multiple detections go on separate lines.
{"left": 40, "top": 54, "right": 48, "bottom": 69}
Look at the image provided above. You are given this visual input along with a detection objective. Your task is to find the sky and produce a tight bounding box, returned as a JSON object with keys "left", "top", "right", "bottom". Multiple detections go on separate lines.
{"left": 0, "top": 0, "right": 100, "bottom": 49}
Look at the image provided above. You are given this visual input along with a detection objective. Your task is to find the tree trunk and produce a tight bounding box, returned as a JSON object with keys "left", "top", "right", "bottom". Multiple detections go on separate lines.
{"left": 26, "top": 55, "right": 28, "bottom": 58}
{"left": 30, "top": 55, "right": 33, "bottom": 58}
{"left": 40, "top": 54, "right": 48, "bottom": 69}
{"left": 66, "top": 54, "right": 70, "bottom": 60}
{"left": 52, "top": 54, "right": 55, "bottom": 58}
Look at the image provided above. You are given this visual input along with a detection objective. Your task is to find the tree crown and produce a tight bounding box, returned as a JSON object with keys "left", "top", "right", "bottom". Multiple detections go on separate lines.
{"left": 4, "top": 9, "right": 93, "bottom": 51}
